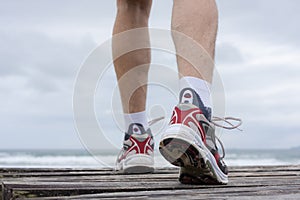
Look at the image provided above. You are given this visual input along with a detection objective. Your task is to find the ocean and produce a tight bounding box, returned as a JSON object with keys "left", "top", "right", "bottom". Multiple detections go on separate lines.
{"left": 0, "top": 148, "right": 299, "bottom": 168}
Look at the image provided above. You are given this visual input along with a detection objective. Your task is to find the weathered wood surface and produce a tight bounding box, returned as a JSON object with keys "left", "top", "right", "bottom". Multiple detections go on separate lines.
{"left": 1, "top": 165, "right": 300, "bottom": 199}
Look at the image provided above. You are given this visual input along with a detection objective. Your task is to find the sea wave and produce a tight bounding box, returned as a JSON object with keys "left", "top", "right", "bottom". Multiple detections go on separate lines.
{"left": 0, "top": 150, "right": 299, "bottom": 168}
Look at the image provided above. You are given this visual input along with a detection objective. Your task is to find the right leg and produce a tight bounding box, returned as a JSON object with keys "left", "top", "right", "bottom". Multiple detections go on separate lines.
{"left": 113, "top": 0, "right": 154, "bottom": 173}
{"left": 159, "top": 0, "right": 229, "bottom": 184}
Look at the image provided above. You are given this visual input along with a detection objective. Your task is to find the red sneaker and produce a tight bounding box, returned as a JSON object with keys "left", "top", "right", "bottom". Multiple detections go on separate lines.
{"left": 159, "top": 88, "right": 241, "bottom": 184}
{"left": 116, "top": 123, "right": 154, "bottom": 174}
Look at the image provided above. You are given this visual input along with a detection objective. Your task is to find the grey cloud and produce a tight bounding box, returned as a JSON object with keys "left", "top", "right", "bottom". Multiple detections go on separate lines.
{"left": 0, "top": 30, "right": 96, "bottom": 93}
{"left": 216, "top": 42, "right": 245, "bottom": 65}
{"left": 0, "top": 1, "right": 116, "bottom": 27}
{"left": 220, "top": 62, "right": 300, "bottom": 94}
{"left": 217, "top": 0, "right": 300, "bottom": 46}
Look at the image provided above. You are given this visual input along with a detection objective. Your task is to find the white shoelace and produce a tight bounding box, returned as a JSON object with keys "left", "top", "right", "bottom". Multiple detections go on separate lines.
{"left": 148, "top": 116, "right": 165, "bottom": 126}
{"left": 149, "top": 116, "right": 243, "bottom": 131}
{"left": 211, "top": 116, "right": 243, "bottom": 159}
{"left": 211, "top": 116, "right": 243, "bottom": 131}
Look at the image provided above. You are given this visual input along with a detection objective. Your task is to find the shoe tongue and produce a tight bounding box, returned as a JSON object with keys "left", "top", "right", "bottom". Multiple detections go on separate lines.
{"left": 179, "top": 88, "right": 211, "bottom": 121}
{"left": 127, "top": 123, "right": 145, "bottom": 135}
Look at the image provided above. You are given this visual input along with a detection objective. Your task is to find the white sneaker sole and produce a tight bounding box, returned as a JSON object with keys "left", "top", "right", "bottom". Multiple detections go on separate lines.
{"left": 159, "top": 124, "right": 228, "bottom": 184}
{"left": 117, "top": 154, "right": 154, "bottom": 174}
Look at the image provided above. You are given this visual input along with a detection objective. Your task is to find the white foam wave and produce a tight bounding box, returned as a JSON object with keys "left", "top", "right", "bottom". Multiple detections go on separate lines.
{"left": 0, "top": 152, "right": 299, "bottom": 168}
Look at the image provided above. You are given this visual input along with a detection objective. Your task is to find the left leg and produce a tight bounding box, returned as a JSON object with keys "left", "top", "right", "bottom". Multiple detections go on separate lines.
{"left": 113, "top": 0, "right": 154, "bottom": 174}
{"left": 113, "top": 0, "right": 152, "bottom": 116}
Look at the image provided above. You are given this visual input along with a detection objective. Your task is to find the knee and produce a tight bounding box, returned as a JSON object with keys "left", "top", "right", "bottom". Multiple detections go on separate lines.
{"left": 117, "top": 0, "right": 152, "bottom": 17}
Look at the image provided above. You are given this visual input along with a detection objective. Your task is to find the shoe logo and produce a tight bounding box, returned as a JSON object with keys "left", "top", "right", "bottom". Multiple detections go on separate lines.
{"left": 132, "top": 124, "right": 142, "bottom": 135}
{"left": 181, "top": 90, "right": 193, "bottom": 104}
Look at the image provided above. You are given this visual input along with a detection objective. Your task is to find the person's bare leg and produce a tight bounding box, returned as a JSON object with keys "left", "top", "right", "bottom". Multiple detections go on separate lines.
{"left": 114, "top": 0, "right": 154, "bottom": 173}
{"left": 113, "top": 0, "right": 152, "bottom": 115}
{"left": 172, "top": 0, "right": 218, "bottom": 83}
{"left": 160, "top": 0, "right": 230, "bottom": 185}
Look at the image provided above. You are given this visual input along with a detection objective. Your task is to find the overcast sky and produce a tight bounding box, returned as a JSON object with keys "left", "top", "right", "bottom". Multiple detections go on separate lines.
{"left": 1, "top": 0, "right": 300, "bottom": 150}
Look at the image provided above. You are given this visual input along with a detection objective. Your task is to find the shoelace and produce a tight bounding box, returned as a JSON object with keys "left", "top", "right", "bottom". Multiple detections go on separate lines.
{"left": 212, "top": 116, "right": 243, "bottom": 159}
{"left": 149, "top": 116, "right": 243, "bottom": 130}
{"left": 148, "top": 116, "right": 165, "bottom": 126}
{"left": 149, "top": 116, "right": 243, "bottom": 159}
{"left": 211, "top": 116, "right": 243, "bottom": 131}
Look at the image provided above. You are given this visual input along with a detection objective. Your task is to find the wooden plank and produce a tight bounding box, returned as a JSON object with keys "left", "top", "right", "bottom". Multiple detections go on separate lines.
{"left": 0, "top": 168, "right": 178, "bottom": 179}
{"left": 2, "top": 165, "right": 299, "bottom": 175}
{"left": 1, "top": 165, "right": 300, "bottom": 199}
{"left": 1, "top": 166, "right": 299, "bottom": 180}
{"left": 1, "top": 165, "right": 299, "bottom": 179}
{"left": 3, "top": 175, "right": 300, "bottom": 199}
{"left": 26, "top": 185, "right": 300, "bottom": 200}
{"left": 1, "top": 170, "right": 299, "bottom": 186}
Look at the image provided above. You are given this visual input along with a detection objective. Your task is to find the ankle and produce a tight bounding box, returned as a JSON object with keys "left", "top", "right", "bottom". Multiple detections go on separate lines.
{"left": 124, "top": 111, "right": 148, "bottom": 133}
{"left": 179, "top": 77, "right": 212, "bottom": 120}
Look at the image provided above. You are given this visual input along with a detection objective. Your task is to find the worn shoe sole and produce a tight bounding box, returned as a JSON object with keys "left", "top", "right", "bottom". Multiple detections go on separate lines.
{"left": 159, "top": 124, "right": 228, "bottom": 184}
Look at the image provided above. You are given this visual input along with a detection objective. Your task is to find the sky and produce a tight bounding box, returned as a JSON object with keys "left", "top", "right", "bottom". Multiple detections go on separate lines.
{"left": 0, "top": 0, "right": 300, "bottom": 150}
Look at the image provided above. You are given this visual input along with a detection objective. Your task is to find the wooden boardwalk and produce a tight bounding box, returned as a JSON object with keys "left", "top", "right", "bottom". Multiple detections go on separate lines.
{"left": 1, "top": 165, "right": 300, "bottom": 199}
